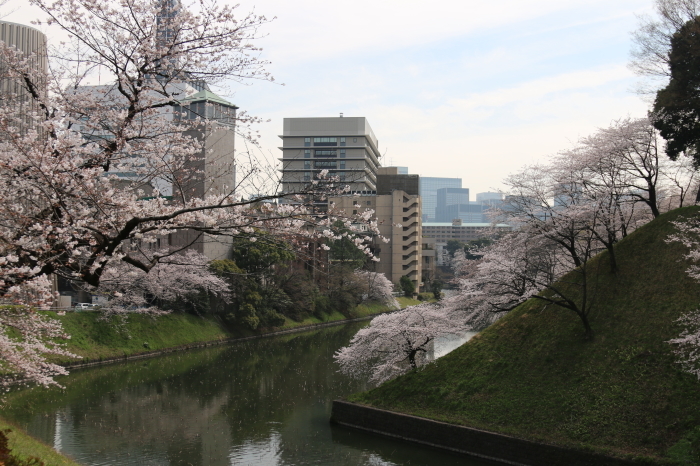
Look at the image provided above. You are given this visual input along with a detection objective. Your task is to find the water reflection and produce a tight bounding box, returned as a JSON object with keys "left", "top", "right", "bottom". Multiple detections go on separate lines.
{"left": 4, "top": 322, "right": 491, "bottom": 466}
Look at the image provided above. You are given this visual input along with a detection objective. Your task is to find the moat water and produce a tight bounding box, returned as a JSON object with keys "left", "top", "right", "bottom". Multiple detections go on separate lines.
{"left": 3, "top": 321, "right": 493, "bottom": 466}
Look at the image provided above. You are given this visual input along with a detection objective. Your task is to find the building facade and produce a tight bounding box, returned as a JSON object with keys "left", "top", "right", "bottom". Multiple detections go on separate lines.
{"left": 435, "top": 187, "right": 470, "bottom": 222}
{"left": 279, "top": 117, "right": 382, "bottom": 195}
{"left": 330, "top": 167, "right": 422, "bottom": 290}
{"left": 0, "top": 21, "right": 48, "bottom": 134}
{"left": 423, "top": 220, "right": 511, "bottom": 266}
{"left": 419, "top": 177, "right": 462, "bottom": 222}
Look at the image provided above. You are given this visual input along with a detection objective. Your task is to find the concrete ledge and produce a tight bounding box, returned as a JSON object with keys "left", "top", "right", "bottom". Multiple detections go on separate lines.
{"left": 331, "top": 400, "right": 656, "bottom": 466}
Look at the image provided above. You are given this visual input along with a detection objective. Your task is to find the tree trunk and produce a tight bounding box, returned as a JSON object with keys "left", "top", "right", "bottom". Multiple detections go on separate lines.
{"left": 579, "top": 312, "right": 594, "bottom": 341}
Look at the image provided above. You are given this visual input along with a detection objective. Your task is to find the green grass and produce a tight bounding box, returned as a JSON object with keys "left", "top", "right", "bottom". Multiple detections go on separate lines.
{"left": 47, "top": 311, "right": 231, "bottom": 364}
{"left": 278, "top": 310, "right": 349, "bottom": 329}
{"left": 0, "top": 417, "right": 81, "bottom": 465}
{"left": 350, "top": 206, "right": 700, "bottom": 465}
{"left": 41, "top": 295, "right": 412, "bottom": 367}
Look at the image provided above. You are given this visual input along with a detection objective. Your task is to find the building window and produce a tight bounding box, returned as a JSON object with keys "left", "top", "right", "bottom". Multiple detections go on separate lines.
{"left": 304, "top": 160, "right": 310, "bottom": 169}
{"left": 314, "top": 150, "right": 337, "bottom": 157}
{"left": 304, "top": 149, "right": 310, "bottom": 158}
{"left": 353, "top": 138, "right": 357, "bottom": 143}
{"left": 339, "top": 160, "right": 345, "bottom": 169}
{"left": 315, "top": 161, "right": 337, "bottom": 168}
{"left": 340, "top": 149, "right": 346, "bottom": 158}
{"left": 366, "top": 201, "right": 371, "bottom": 205}
{"left": 304, "top": 172, "right": 311, "bottom": 182}
{"left": 304, "top": 137, "right": 310, "bottom": 147}
{"left": 313, "top": 137, "right": 337, "bottom": 146}
{"left": 340, "top": 137, "right": 346, "bottom": 146}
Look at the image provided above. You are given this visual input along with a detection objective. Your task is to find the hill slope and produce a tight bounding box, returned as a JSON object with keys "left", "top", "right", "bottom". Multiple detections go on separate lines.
{"left": 350, "top": 206, "right": 700, "bottom": 464}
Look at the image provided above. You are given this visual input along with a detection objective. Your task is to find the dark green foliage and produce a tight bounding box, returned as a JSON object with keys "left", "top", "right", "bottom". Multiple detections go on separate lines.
{"left": 399, "top": 275, "right": 415, "bottom": 298}
{"left": 445, "top": 240, "right": 465, "bottom": 257}
{"left": 211, "top": 234, "right": 317, "bottom": 329}
{"left": 208, "top": 226, "right": 389, "bottom": 326}
{"left": 464, "top": 238, "right": 494, "bottom": 260}
{"left": 327, "top": 221, "right": 368, "bottom": 269}
{"left": 653, "top": 18, "right": 700, "bottom": 164}
{"left": 230, "top": 233, "right": 295, "bottom": 276}
{"left": 312, "top": 294, "right": 332, "bottom": 320}
{"left": 446, "top": 238, "right": 493, "bottom": 260}
{"left": 667, "top": 426, "right": 700, "bottom": 464}
{"left": 351, "top": 207, "right": 700, "bottom": 464}
{"left": 430, "top": 280, "right": 443, "bottom": 300}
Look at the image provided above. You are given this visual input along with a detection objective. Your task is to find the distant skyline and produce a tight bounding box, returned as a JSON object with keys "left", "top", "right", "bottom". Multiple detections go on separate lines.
{"left": 6, "top": 0, "right": 654, "bottom": 194}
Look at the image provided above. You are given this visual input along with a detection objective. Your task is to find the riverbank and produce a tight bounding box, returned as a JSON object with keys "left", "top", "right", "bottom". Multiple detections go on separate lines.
{"left": 346, "top": 207, "right": 700, "bottom": 465}
{"left": 0, "top": 417, "right": 82, "bottom": 466}
{"left": 48, "top": 296, "right": 422, "bottom": 368}
{"left": 1, "top": 296, "right": 423, "bottom": 465}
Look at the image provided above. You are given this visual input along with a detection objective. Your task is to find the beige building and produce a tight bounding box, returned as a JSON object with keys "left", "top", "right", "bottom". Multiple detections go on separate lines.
{"left": 164, "top": 87, "right": 238, "bottom": 261}
{"left": 278, "top": 116, "right": 381, "bottom": 195}
{"left": 422, "top": 237, "right": 437, "bottom": 284}
{"left": 75, "top": 83, "right": 238, "bottom": 261}
{"left": 330, "top": 167, "right": 422, "bottom": 290}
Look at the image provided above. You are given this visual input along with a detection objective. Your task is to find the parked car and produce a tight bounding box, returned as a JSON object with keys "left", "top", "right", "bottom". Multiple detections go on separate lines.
{"left": 74, "top": 303, "right": 98, "bottom": 311}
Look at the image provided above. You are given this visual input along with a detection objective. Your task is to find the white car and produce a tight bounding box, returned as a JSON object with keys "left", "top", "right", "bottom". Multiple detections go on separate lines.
{"left": 74, "top": 303, "right": 98, "bottom": 311}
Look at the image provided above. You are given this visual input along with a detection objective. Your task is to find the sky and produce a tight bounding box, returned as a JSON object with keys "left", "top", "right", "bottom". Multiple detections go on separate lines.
{"left": 6, "top": 0, "right": 657, "bottom": 196}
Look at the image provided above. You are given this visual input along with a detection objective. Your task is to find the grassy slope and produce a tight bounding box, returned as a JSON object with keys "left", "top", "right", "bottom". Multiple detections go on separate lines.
{"left": 0, "top": 418, "right": 82, "bottom": 466}
{"left": 46, "top": 298, "right": 408, "bottom": 364}
{"left": 351, "top": 206, "right": 700, "bottom": 464}
{"left": 51, "top": 312, "right": 231, "bottom": 363}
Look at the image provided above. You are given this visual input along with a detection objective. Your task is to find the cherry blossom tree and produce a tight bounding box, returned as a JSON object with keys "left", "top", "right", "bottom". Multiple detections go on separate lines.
{"left": 334, "top": 303, "right": 467, "bottom": 384}
{"left": 86, "top": 249, "right": 231, "bottom": 315}
{"left": 453, "top": 229, "right": 598, "bottom": 339}
{"left": 0, "top": 0, "right": 381, "bottom": 386}
{"left": 0, "top": 305, "right": 77, "bottom": 389}
{"left": 0, "top": 0, "right": 380, "bottom": 300}
{"left": 666, "top": 216, "right": 700, "bottom": 378}
{"left": 354, "top": 269, "right": 399, "bottom": 309}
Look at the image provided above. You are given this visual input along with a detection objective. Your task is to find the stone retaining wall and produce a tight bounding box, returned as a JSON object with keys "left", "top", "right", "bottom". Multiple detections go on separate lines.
{"left": 331, "top": 400, "right": 657, "bottom": 466}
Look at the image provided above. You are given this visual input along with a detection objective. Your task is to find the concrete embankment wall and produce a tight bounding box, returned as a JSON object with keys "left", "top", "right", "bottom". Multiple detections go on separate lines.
{"left": 331, "top": 400, "right": 655, "bottom": 466}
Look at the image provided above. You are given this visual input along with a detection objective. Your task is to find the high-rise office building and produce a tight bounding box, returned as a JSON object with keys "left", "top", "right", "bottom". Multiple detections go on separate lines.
{"left": 435, "top": 187, "right": 470, "bottom": 222}
{"left": 476, "top": 192, "right": 504, "bottom": 203}
{"left": 279, "top": 117, "right": 382, "bottom": 195}
{"left": 419, "top": 177, "right": 462, "bottom": 222}
{"left": 0, "top": 21, "right": 48, "bottom": 134}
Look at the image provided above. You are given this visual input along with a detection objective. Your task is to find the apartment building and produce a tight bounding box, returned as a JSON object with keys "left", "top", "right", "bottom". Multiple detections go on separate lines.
{"left": 330, "top": 167, "right": 422, "bottom": 290}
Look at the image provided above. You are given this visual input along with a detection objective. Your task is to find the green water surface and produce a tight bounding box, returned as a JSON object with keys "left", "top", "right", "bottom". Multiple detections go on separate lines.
{"left": 3, "top": 322, "right": 495, "bottom": 466}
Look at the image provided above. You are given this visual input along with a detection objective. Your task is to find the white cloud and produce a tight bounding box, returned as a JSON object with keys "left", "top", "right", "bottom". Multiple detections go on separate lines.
{"left": 4, "top": 0, "right": 657, "bottom": 196}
